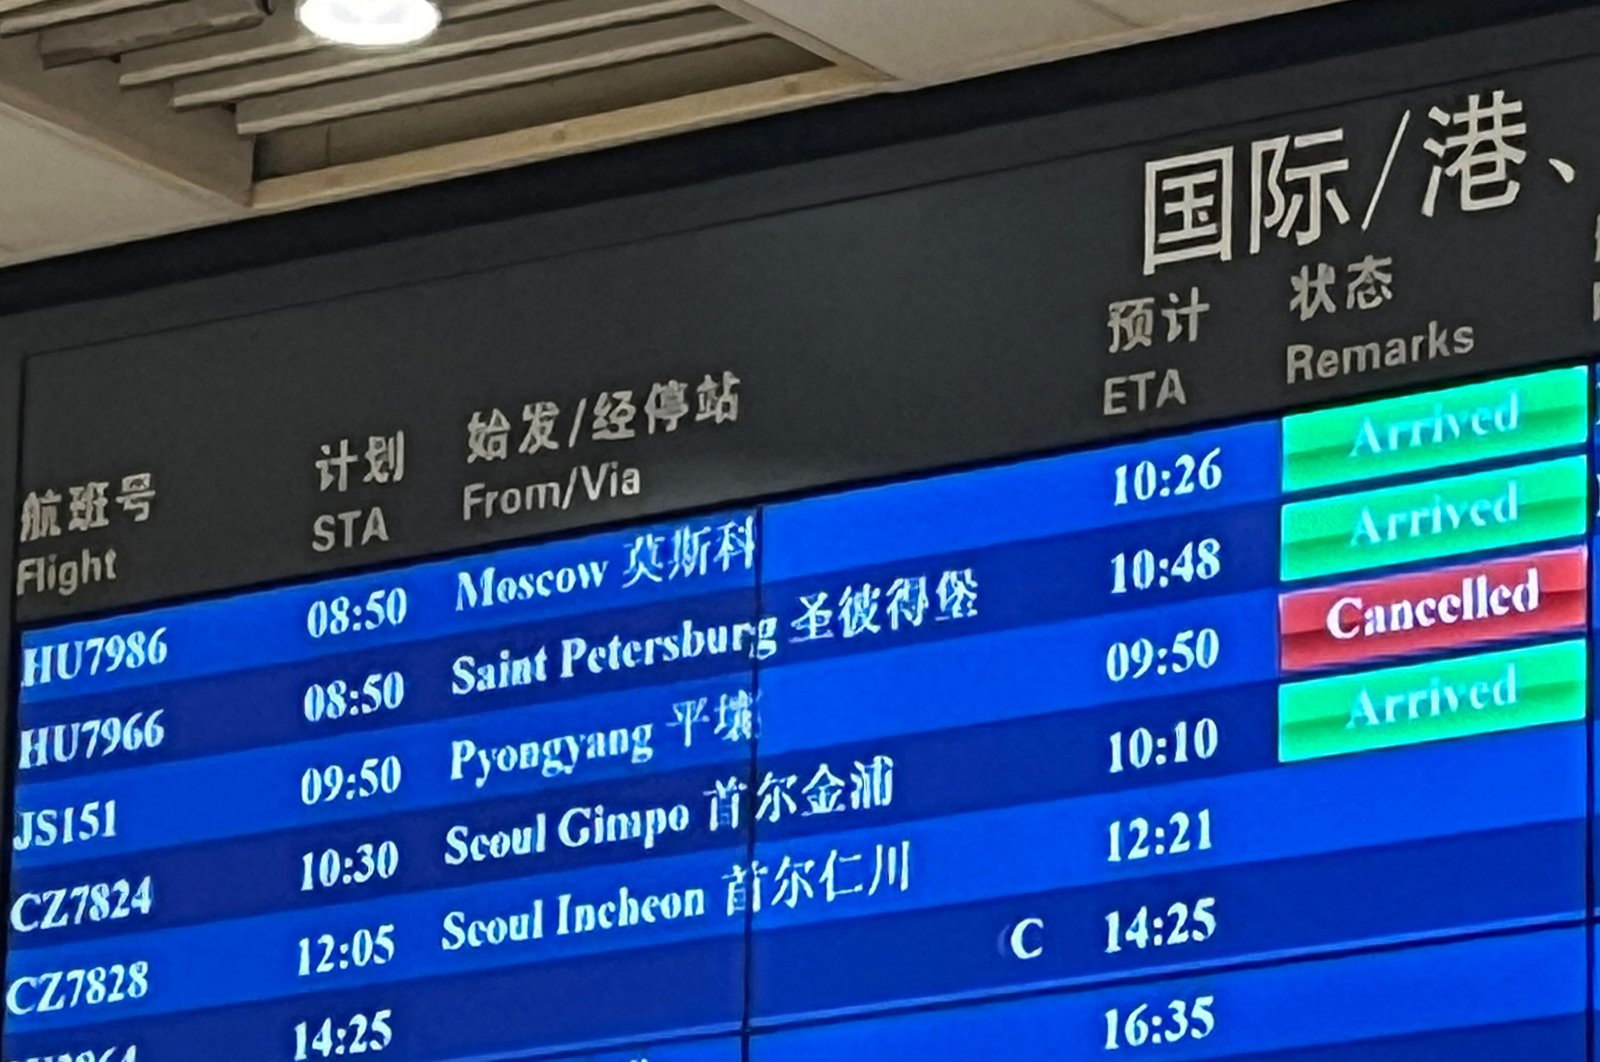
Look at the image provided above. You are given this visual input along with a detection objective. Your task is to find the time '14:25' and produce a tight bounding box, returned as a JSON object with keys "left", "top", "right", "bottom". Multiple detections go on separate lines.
{"left": 294, "top": 1010, "right": 393, "bottom": 1059}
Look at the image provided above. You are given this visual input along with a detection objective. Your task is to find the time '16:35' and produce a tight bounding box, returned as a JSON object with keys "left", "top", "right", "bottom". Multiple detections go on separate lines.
{"left": 1104, "top": 996, "right": 1216, "bottom": 1050}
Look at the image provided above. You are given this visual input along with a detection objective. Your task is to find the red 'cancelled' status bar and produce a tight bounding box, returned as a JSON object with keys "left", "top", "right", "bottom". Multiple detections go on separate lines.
{"left": 1279, "top": 547, "right": 1588, "bottom": 673}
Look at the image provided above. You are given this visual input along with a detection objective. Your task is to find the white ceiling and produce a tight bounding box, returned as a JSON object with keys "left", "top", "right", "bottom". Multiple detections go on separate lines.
{"left": 0, "top": 102, "right": 237, "bottom": 266}
{"left": 741, "top": 0, "right": 1347, "bottom": 83}
{"left": 0, "top": 0, "right": 1347, "bottom": 267}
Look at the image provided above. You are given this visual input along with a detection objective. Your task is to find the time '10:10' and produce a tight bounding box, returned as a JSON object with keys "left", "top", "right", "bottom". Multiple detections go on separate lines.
{"left": 1108, "top": 719, "right": 1218, "bottom": 774}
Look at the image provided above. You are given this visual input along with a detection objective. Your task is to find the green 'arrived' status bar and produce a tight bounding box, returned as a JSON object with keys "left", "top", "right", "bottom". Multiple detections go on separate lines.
{"left": 1279, "top": 639, "right": 1588, "bottom": 762}
{"left": 1279, "top": 455, "right": 1588, "bottom": 583}
{"left": 1281, "top": 366, "right": 1590, "bottom": 494}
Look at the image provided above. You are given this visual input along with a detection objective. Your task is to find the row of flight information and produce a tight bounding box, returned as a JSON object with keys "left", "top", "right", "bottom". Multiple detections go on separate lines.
{"left": 6, "top": 363, "right": 1600, "bottom": 1062}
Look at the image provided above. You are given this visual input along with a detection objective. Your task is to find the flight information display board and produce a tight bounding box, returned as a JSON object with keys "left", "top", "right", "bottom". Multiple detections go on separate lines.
{"left": 15, "top": 23, "right": 1600, "bottom": 1062}
{"left": 5, "top": 365, "right": 1595, "bottom": 1062}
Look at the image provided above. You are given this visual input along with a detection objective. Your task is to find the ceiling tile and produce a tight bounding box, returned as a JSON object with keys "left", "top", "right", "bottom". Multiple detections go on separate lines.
{"left": 736, "top": 0, "right": 1129, "bottom": 82}
{"left": 1095, "top": 0, "right": 1348, "bottom": 30}
{"left": 0, "top": 0, "right": 1361, "bottom": 261}
{"left": 0, "top": 105, "right": 240, "bottom": 262}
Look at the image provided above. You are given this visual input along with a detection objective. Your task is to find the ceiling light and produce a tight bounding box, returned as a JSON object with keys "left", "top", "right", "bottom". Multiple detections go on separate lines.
{"left": 297, "top": 0, "right": 441, "bottom": 47}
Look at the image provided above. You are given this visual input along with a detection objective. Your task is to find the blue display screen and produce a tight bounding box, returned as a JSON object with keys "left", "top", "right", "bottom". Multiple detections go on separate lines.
{"left": 6, "top": 365, "right": 1596, "bottom": 1061}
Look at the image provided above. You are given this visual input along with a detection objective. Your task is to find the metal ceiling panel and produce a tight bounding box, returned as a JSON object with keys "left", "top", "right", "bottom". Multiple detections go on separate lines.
{"left": 117, "top": 9, "right": 324, "bottom": 83}
{"left": 119, "top": 0, "right": 573, "bottom": 84}
{"left": 1, "top": 0, "right": 183, "bottom": 36}
{"left": 170, "top": 0, "right": 709, "bottom": 107}
{"left": 39, "top": 0, "right": 263, "bottom": 65}
{"left": 232, "top": 8, "right": 760, "bottom": 134}
{"left": 256, "top": 31, "right": 824, "bottom": 172}
{"left": 0, "top": 0, "right": 1358, "bottom": 259}
{"left": 7, "top": 0, "right": 877, "bottom": 198}
{"left": 0, "top": 0, "right": 58, "bottom": 16}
